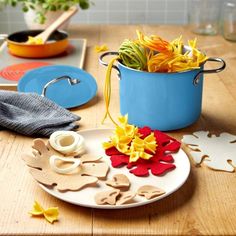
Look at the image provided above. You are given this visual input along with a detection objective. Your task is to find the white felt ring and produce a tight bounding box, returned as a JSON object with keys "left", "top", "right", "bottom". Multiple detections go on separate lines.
{"left": 49, "top": 131, "right": 85, "bottom": 155}
{"left": 49, "top": 155, "right": 81, "bottom": 174}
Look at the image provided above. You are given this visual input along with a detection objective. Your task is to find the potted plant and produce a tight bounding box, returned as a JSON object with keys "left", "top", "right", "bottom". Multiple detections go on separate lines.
{"left": 1, "top": 0, "right": 91, "bottom": 29}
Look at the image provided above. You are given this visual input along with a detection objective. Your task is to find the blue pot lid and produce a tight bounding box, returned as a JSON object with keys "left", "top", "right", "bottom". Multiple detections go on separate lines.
{"left": 18, "top": 65, "right": 97, "bottom": 109}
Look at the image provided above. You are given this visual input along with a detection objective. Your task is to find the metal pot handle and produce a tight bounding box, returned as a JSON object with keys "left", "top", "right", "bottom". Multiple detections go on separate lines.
{"left": 41, "top": 75, "right": 80, "bottom": 97}
{"left": 193, "top": 57, "right": 226, "bottom": 85}
{"left": 99, "top": 51, "right": 121, "bottom": 78}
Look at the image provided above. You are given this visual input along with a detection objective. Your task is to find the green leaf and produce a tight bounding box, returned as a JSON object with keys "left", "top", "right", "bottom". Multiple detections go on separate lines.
{"left": 79, "top": 0, "right": 89, "bottom": 9}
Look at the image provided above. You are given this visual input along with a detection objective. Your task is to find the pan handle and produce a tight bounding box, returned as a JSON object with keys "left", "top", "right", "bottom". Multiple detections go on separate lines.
{"left": 99, "top": 51, "right": 121, "bottom": 78}
{"left": 0, "top": 34, "right": 8, "bottom": 47}
{"left": 0, "top": 34, "right": 8, "bottom": 40}
{"left": 193, "top": 57, "right": 226, "bottom": 85}
{"left": 41, "top": 75, "right": 80, "bottom": 97}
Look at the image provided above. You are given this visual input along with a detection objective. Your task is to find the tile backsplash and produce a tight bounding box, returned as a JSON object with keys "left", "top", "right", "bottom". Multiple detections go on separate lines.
{"left": 0, "top": 0, "right": 188, "bottom": 33}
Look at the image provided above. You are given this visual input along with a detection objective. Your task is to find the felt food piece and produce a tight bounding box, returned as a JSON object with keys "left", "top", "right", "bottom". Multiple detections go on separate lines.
{"left": 182, "top": 131, "right": 236, "bottom": 172}
{"left": 27, "top": 36, "right": 43, "bottom": 45}
{"left": 105, "top": 174, "right": 130, "bottom": 188}
{"left": 95, "top": 189, "right": 120, "bottom": 205}
{"left": 137, "top": 185, "right": 166, "bottom": 200}
{"left": 136, "top": 31, "right": 208, "bottom": 73}
{"left": 29, "top": 200, "right": 59, "bottom": 224}
{"left": 22, "top": 139, "right": 109, "bottom": 191}
{"left": 106, "top": 126, "right": 181, "bottom": 177}
{"left": 118, "top": 39, "right": 147, "bottom": 71}
{"left": 116, "top": 191, "right": 136, "bottom": 205}
{"left": 103, "top": 115, "right": 157, "bottom": 162}
{"left": 94, "top": 44, "right": 109, "bottom": 53}
{"left": 49, "top": 156, "right": 81, "bottom": 174}
{"left": 49, "top": 131, "right": 85, "bottom": 155}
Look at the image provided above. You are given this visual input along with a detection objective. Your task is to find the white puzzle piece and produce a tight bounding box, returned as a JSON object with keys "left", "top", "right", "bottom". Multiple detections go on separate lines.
{"left": 182, "top": 131, "right": 236, "bottom": 172}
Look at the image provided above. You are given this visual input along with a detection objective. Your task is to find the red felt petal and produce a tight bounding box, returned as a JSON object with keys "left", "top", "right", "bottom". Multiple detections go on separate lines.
{"left": 129, "top": 165, "right": 150, "bottom": 176}
{"left": 138, "top": 126, "right": 152, "bottom": 138}
{"left": 158, "top": 155, "right": 174, "bottom": 162}
{"left": 154, "top": 130, "right": 171, "bottom": 145}
{"left": 163, "top": 141, "right": 181, "bottom": 152}
{"left": 105, "top": 147, "right": 123, "bottom": 156}
{"left": 110, "top": 155, "right": 129, "bottom": 167}
{"left": 151, "top": 162, "right": 176, "bottom": 176}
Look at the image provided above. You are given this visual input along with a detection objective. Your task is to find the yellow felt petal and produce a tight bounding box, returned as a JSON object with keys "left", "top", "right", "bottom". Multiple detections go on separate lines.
{"left": 118, "top": 136, "right": 133, "bottom": 144}
{"left": 43, "top": 207, "right": 59, "bottom": 224}
{"left": 116, "top": 143, "right": 129, "bottom": 153}
{"left": 129, "top": 151, "right": 140, "bottom": 162}
{"left": 102, "top": 141, "right": 114, "bottom": 150}
{"left": 115, "top": 126, "right": 126, "bottom": 136}
{"left": 140, "top": 151, "right": 153, "bottom": 160}
{"left": 29, "top": 201, "right": 44, "bottom": 216}
{"left": 145, "top": 143, "right": 157, "bottom": 153}
{"left": 94, "top": 44, "right": 109, "bottom": 53}
{"left": 124, "top": 124, "right": 136, "bottom": 136}
{"left": 118, "top": 114, "right": 128, "bottom": 125}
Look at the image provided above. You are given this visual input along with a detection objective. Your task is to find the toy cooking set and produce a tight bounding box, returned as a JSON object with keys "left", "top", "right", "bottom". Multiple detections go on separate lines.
{"left": 2, "top": 30, "right": 229, "bottom": 214}
{"left": 100, "top": 30, "right": 226, "bottom": 131}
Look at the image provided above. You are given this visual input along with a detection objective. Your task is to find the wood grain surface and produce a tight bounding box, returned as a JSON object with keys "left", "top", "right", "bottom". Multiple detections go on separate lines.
{"left": 0, "top": 25, "right": 235, "bottom": 236}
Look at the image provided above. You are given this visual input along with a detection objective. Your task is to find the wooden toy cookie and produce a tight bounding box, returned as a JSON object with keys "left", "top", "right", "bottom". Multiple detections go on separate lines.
{"left": 137, "top": 185, "right": 165, "bottom": 200}
{"left": 22, "top": 139, "right": 109, "bottom": 192}
{"left": 95, "top": 189, "right": 120, "bottom": 205}
{"left": 105, "top": 174, "right": 130, "bottom": 189}
{"left": 95, "top": 189, "right": 136, "bottom": 206}
{"left": 116, "top": 191, "right": 136, "bottom": 205}
{"left": 182, "top": 131, "right": 236, "bottom": 172}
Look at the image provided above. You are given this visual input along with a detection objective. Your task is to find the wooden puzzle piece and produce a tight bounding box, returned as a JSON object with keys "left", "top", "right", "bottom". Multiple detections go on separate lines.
{"left": 22, "top": 139, "right": 109, "bottom": 191}
{"left": 182, "top": 131, "right": 236, "bottom": 172}
{"left": 116, "top": 191, "right": 136, "bottom": 205}
{"left": 105, "top": 174, "right": 130, "bottom": 188}
{"left": 137, "top": 185, "right": 166, "bottom": 200}
{"left": 94, "top": 189, "right": 120, "bottom": 205}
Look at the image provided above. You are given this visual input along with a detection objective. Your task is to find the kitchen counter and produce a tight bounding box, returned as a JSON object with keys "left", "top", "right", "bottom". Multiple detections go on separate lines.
{"left": 0, "top": 25, "right": 236, "bottom": 236}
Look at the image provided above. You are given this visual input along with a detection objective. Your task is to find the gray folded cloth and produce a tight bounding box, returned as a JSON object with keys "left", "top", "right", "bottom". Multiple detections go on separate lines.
{"left": 0, "top": 90, "right": 81, "bottom": 137}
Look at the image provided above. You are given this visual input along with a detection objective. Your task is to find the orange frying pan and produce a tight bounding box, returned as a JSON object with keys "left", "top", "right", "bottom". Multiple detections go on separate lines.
{"left": 6, "top": 29, "right": 69, "bottom": 58}
{"left": 2, "top": 6, "right": 78, "bottom": 58}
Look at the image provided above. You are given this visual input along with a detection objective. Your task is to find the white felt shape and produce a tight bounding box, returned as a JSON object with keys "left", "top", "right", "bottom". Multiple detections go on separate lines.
{"left": 49, "top": 155, "right": 81, "bottom": 174}
{"left": 182, "top": 131, "right": 236, "bottom": 172}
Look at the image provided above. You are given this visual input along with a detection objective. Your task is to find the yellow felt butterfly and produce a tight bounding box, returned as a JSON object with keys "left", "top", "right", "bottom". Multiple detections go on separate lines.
{"left": 29, "top": 201, "right": 59, "bottom": 224}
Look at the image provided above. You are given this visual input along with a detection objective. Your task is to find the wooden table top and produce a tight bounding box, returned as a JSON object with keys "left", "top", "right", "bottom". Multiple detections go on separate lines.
{"left": 0, "top": 25, "right": 236, "bottom": 236}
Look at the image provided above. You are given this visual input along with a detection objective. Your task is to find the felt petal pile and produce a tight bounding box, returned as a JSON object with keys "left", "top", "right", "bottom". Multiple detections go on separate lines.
{"left": 103, "top": 117, "right": 181, "bottom": 177}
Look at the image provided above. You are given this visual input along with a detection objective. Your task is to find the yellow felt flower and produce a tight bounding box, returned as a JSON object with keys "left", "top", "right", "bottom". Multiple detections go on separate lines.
{"left": 29, "top": 201, "right": 59, "bottom": 224}
{"left": 128, "top": 134, "right": 156, "bottom": 162}
{"left": 103, "top": 115, "right": 157, "bottom": 162}
{"left": 94, "top": 44, "right": 109, "bottom": 53}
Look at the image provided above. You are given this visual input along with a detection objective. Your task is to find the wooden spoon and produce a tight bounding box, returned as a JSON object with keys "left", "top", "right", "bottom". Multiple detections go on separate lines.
{"left": 31, "top": 6, "right": 78, "bottom": 44}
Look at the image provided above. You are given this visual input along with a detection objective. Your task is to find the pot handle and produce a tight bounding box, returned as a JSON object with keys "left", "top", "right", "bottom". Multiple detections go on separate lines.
{"left": 99, "top": 51, "right": 121, "bottom": 78}
{"left": 41, "top": 75, "right": 80, "bottom": 97}
{"left": 193, "top": 57, "right": 226, "bottom": 85}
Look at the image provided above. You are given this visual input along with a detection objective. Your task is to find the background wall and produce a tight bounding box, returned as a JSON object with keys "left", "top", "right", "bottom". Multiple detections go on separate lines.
{"left": 0, "top": 0, "right": 188, "bottom": 34}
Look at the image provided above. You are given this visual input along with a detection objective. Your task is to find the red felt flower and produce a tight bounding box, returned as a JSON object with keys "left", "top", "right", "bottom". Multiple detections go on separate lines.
{"left": 105, "top": 126, "right": 181, "bottom": 177}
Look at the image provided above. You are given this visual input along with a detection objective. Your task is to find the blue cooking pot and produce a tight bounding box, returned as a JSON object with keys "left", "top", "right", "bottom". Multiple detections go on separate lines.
{"left": 99, "top": 51, "right": 226, "bottom": 131}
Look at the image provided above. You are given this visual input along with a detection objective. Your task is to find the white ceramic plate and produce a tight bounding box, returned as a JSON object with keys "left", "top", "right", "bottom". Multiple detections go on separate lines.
{"left": 40, "top": 128, "right": 190, "bottom": 209}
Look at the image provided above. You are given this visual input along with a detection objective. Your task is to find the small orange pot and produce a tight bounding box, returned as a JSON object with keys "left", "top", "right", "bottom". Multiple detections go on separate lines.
{"left": 7, "top": 30, "right": 69, "bottom": 58}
